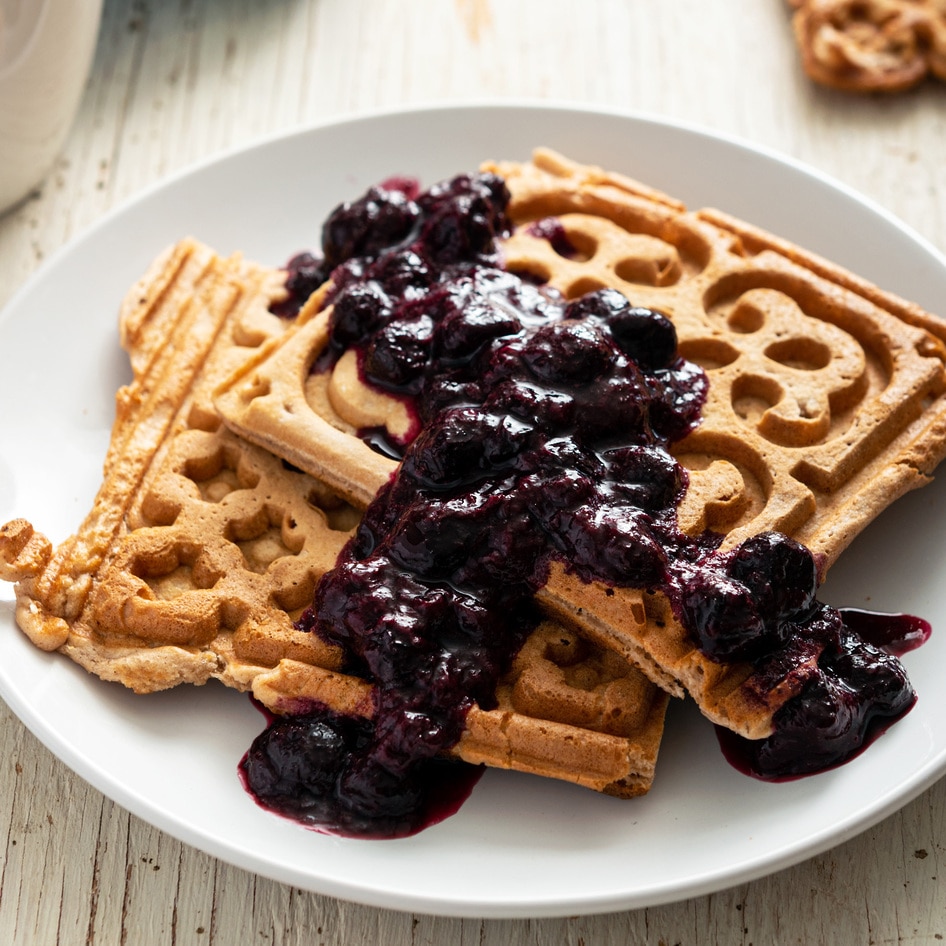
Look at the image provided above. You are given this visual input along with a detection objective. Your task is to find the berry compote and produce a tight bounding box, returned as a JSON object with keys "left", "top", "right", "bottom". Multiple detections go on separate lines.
{"left": 243, "top": 169, "right": 923, "bottom": 836}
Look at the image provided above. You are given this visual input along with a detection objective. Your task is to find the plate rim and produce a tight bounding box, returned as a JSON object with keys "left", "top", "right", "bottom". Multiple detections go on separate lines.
{"left": 2, "top": 100, "right": 945, "bottom": 918}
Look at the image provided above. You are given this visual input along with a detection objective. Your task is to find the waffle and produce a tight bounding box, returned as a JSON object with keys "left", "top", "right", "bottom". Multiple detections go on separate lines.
{"left": 786, "top": 0, "right": 946, "bottom": 92}
{"left": 214, "top": 148, "right": 946, "bottom": 741}
{"left": 0, "top": 237, "right": 668, "bottom": 799}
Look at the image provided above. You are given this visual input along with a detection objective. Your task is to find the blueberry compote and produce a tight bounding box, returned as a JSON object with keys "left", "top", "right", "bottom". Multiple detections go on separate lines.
{"left": 243, "top": 170, "right": 923, "bottom": 836}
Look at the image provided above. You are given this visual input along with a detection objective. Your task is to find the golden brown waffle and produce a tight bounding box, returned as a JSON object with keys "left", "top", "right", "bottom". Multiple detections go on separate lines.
{"left": 0, "top": 236, "right": 668, "bottom": 799}
{"left": 254, "top": 620, "right": 667, "bottom": 797}
{"left": 214, "top": 148, "right": 946, "bottom": 740}
{"left": 787, "top": 0, "right": 946, "bottom": 92}
{"left": 0, "top": 238, "right": 346, "bottom": 689}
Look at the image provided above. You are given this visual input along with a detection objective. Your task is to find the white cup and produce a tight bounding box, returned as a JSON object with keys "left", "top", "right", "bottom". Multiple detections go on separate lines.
{"left": 0, "top": 0, "right": 103, "bottom": 214}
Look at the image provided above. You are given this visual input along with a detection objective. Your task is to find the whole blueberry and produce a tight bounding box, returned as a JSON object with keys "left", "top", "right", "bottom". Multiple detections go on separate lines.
{"left": 242, "top": 715, "right": 350, "bottom": 799}
{"left": 521, "top": 321, "right": 614, "bottom": 386}
{"left": 329, "top": 284, "right": 391, "bottom": 347}
{"left": 363, "top": 316, "right": 435, "bottom": 389}
{"left": 367, "top": 248, "right": 432, "bottom": 297}
{"left": 563, "top": 288, "right": 630, "bottom": 323}
{"left": 602, "top": 444, "right": 685, "bottom": 511}
{"left": 436, "top": 301, "right": 519, "bottom": 360}
{"left": 728, "top": 532, "right": 819, "bottom": 624}
{"left": 608, "top": 306, "right": 678, "bottom": 371}
{"left": 322, "top": 186, "right": 420, "bottom": 269}
{"left": 283, "top": 252, "right": 329, "bottom": 306}
{"left": 680, "top": 571, "right": 776, "bottom": 661}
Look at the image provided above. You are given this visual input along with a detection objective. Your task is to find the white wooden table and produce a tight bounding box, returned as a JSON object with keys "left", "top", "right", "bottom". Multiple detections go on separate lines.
{"left": 1, "top": 1, "right": 945, "bottom": 942}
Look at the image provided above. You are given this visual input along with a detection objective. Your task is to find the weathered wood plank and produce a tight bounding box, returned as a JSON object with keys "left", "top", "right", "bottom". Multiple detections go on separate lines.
{"left": 1, "top": 1, "right": 944, "bottom": 943}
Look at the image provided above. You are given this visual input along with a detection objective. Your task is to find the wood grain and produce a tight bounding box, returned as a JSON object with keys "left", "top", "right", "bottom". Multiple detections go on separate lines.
{"left": 1, "top": 1, "right": 945, "bottom": 942}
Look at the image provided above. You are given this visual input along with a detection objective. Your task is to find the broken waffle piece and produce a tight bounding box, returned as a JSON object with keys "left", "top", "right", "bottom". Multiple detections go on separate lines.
{"left": 5, "top": 239, "right": 348, "bottom": 689}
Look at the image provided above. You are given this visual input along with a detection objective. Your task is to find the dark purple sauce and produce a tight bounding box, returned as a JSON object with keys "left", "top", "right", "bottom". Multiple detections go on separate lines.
{"left": 837, "top": 608, "right": 931, "bottom": 656}
{"left": 269, "top": 251, "right": 329, "bottom": 319}
{"left": 243, "top": 172, "right": 924, "bottom": 835}
{"left": 715, "top": 608, "right": 920, "bottom": 780}
{"left": 240, "top": 700, "right": 483, "bottom": 838}
{"left": 526, "top": 217, "right": 579, "bottom": 258}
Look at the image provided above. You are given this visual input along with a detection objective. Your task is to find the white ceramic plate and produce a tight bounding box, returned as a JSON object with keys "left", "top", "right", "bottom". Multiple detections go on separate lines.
{"left": 2, "top": 104, "right": 945, "bottom": 919}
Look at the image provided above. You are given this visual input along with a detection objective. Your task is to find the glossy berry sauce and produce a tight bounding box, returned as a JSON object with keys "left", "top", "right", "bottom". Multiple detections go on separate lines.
{"left": 243, "top": 171, "right": 922, "bottom": 836}
{"left": 717, "top": 606, "right": 926, "bottom": 779}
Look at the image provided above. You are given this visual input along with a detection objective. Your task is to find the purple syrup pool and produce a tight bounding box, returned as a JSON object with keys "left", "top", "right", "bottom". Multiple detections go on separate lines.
{"left": 242, "top": 169, "right": 925, "bottom": 836}
{"left": 240, "top": 701, "right": 483, "bottom": 838}
{"left": 837, "top": 608, "right": 932, "bottom": 657}
{"left": 715, "top": 607, "right": 922, "bottom": 780}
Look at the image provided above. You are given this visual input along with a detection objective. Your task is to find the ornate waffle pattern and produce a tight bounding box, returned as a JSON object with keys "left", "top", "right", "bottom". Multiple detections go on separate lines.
{"left": 0, "top": 237, "right": 667, "bottom": 798}
{"left": 493, "top": 150, "right": 946, "bottom": 561}
{"left": 214, "top": 150, "right": 946, "bottom": 737}
{"left": 499, "top": 149, "right": 946, "bottom": 732}
{"left": 787, "top": 0, "right": 946, "bottom": 92}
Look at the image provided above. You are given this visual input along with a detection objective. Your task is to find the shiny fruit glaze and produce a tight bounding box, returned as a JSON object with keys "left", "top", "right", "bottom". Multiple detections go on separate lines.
{"left": 243, "top": 171, "right": 920, "bottom": 835}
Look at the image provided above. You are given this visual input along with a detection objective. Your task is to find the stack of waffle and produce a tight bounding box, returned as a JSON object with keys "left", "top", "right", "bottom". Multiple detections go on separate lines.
{"left": 4, "top": 148, "right": 946, "bottom": 808}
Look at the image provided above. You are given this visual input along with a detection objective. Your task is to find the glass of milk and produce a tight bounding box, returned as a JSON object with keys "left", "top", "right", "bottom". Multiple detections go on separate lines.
{"left": 0, "top": 0, "right": 103, "bottom": 215}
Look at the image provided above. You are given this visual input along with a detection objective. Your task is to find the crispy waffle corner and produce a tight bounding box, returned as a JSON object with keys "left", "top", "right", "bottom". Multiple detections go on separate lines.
{"left": 0, "top": 236, "right": 668, "bottom": 799}
{"left": 213, "top": 148, "right": 946, "bottom": 740}
{"left": 1, "top": 238, "right": 349, "bottom": 691}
